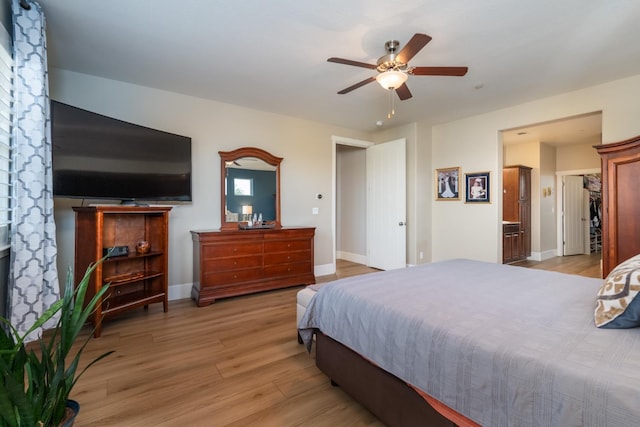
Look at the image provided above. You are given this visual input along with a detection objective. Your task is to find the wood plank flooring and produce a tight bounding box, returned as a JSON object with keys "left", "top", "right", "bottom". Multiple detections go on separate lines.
{"left": 69, "top": 255, "right": 600, "bottom": 426}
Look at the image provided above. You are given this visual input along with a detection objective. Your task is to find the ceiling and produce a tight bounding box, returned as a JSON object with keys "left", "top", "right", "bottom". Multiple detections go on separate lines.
{"left": 36, "top": 0, "right": 640, "bottom": 133}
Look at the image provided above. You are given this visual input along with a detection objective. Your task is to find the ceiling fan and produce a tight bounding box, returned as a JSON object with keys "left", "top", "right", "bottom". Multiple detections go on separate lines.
{"left": 328, "top": 33, "right": 468, "bottom": 101}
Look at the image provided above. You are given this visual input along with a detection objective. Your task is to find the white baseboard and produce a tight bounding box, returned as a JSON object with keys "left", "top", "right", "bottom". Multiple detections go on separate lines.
{"left": 336, "top": 251, "right": 367, "bottom": 265}
{"left": 540, "top": 250, "right": 557, "bottom": 261}
{"left": 315, "top": 263, "right": 334, "bottom": 277}
{"left": 528, "top": 249, "right": 558, "bottom": 262}
{"left": 168, "top": 282, "right": 192, "bottom": 301}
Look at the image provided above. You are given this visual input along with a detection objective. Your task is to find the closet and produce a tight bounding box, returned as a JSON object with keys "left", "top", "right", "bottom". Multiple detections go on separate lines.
{"left": 502, "top": 165, "right": 531, "bottom": 263}
{"left": 584, "top": 174, "right": 602, "bottom": 253}
{"left": 595, "top": 136, "right": 640, "bottom": 277}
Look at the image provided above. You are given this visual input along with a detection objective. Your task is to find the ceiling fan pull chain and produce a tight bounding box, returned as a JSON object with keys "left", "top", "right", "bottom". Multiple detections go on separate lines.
{"left": 392, "top": 89, "right": 396, "bottom": 116}
{"left": 387, "top": 89, "right": 397, "bottom": 119}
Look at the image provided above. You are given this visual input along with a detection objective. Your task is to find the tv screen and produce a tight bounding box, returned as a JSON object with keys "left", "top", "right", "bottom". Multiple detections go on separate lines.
{"left": 51, "top": 101, "right": 192, "bottom": 203}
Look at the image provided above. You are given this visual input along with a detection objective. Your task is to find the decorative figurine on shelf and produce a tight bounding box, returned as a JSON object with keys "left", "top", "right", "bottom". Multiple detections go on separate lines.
{"left": 136, "top": 240, "right": 150, "bottom": 254}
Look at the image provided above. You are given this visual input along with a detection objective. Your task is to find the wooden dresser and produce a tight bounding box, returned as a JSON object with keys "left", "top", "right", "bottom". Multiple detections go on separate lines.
{"left": 595, "top": 136, "right": 640, "bottom": 277}
{"left": 190, "top": 227, "right": 316, "bottom": 306}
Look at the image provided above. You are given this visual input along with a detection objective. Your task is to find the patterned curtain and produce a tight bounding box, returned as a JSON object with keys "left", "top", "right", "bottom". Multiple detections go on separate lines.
{"left": 8, "top": 0, "right": 59, "bottom": 341}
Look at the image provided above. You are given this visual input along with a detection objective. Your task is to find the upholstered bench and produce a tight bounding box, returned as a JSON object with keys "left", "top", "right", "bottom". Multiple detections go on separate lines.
{"left": 296, "top": 285, "right": 321, "bottom": 343}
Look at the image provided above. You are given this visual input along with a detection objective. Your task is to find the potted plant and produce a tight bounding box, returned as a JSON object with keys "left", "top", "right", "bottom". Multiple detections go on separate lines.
{"left": 0, "top": 260, "right": 114, "bottom": 427}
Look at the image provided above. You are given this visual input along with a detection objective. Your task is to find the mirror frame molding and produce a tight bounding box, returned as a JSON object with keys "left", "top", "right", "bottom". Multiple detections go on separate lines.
{"left": 219, "top": 147, "right": 282, "bottom": 231}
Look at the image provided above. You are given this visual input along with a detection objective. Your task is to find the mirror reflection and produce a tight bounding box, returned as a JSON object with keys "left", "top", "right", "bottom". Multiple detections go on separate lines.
{"left": 219, "top": 147, "right": 282, "bottom": 230}
{"left": 224, "top": 157, "right": 277, "bottom": 222}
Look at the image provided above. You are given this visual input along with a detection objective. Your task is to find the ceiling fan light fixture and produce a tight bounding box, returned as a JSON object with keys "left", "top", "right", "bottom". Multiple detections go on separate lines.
{"left": 375, "top": 70, "right": 408, "bottom": 90}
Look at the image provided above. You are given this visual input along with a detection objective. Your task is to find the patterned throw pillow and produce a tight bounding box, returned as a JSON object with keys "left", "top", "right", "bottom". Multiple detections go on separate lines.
{"left": 595, "top": 254, "right": 640, "bottom": 328}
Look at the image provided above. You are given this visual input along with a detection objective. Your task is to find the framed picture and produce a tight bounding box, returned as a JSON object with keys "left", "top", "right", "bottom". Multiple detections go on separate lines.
{"left": 465, "top": 171, "right": 491, "bottom": 203}
{"left": 435, "top": 167, "right": 461, "bottom": 201}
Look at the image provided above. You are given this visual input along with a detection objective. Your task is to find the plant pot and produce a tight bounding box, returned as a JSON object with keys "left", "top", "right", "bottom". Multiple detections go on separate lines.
{"left": 59, "top": 400, "right": 80, "bottom": 427}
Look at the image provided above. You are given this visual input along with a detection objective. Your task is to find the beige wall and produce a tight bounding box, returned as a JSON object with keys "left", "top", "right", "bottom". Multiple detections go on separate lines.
{"left": 50, "top": 68, "right": 640, "bottom": 290}
{"left": 556, "top": 141, "right": 601, "bottom": 171}
{"left": 429, "top": 74, "right": 640, "bottom": 263}
{"left": 50, "top": 69, "right": 372, "bottom": 290}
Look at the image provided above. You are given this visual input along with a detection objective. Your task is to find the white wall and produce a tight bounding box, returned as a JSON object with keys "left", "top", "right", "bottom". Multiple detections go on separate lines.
{"left": 429, "top": 74, "right": 640, "bottom": 263}
{"left": 539, "top": 144, "right": 557, "bottom": 255}
{"left": 50, "top": 69, "right": 372, "bottom": 292}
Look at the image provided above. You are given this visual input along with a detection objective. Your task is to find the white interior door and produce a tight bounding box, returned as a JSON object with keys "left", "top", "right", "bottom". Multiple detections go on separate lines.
{"left": 563, "top": 175, "right": 586, "bottom": 255}
{"left": 366, "top": 139, "right": 406, "bottom": 270}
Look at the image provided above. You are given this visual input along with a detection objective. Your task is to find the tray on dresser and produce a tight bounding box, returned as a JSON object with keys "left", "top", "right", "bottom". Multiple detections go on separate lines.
{"left": 238, "top": 223, "right": 276, "bottom": 230}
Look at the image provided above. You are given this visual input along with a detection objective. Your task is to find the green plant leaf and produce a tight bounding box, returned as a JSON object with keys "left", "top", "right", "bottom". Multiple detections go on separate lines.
{"left": 0, "top": 258, "right": 114, "bottom": 426}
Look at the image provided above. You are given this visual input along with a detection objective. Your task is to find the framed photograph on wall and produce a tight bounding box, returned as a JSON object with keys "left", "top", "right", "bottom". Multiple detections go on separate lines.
{"left": 435, "top": 167, "right": 461, "bottom": 201}
{"left": 465, "top": 171, "right": 491, "bottom": 203}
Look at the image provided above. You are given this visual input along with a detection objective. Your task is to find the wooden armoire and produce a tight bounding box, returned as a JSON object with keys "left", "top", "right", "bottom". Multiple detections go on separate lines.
{"left": 503, "top": 165, "right": 532, "bottom": 263}
{"left": 595, "top": 136, "right": 640, "bottom": 278}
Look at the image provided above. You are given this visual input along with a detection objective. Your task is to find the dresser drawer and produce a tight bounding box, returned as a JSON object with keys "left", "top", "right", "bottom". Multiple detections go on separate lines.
{"left": 264, "top": 239, "right": 311, "bottom": 253}
{"left": 202, "top": 268, "right": 262, "bottom": 286}
{"left": 264, "top": 250, "right": 311, "bottom": 265}
{"left": 263, "top": 261, "right": 312, "bottom": 277}
{"left": 503, "top": 223, "right": 519, "bottom": 234}
{"left": 203, "top": 255, "right": 262, "bottom": 272}
{"left": 202, "top": 242, "right": 263, "bottom": 258}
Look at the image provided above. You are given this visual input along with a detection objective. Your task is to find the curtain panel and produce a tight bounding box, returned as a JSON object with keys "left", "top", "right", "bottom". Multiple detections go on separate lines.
{"left": 9, "top": 0, "right": 59, "bottom": 341}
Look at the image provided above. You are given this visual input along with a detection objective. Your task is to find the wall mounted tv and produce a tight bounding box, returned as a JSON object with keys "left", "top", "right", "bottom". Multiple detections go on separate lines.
{"left": 51, "top": 101, "right": 192, "bottom": 203}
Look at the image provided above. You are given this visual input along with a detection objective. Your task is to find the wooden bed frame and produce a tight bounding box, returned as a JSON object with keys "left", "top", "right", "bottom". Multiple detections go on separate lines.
{"left": 315, "top": 332, "right": 479, "bottom": 427}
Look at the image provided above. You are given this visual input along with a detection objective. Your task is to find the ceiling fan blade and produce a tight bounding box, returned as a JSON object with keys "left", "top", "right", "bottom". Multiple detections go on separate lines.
{"left": 410, "top": 66, "right": 468, "bottom": 76}
{"left": 327, "top": 57, "right": 377, "bottom": 70}
{"left": 337, "top": 76, "right": 376, "bottom": 94}
{"left": 395, "top": 83, "right": 412, "bottom": 100}
{"left": 396, "top": 33, "right": 432, "bottom": 64}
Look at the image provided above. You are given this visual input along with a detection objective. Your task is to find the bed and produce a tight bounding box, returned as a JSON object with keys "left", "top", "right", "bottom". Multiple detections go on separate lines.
{"left": 298, "top": 258, "right": 640, "bottom": 427}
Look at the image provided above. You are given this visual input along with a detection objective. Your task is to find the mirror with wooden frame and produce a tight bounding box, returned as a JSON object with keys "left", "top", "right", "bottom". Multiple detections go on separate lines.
{"left": 219, "top": 147, "right": 282, "bottom": 230}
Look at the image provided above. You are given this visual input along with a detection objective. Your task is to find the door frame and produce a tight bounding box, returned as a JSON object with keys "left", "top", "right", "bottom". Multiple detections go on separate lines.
{"left": 331, "top": 135, "right": 374, "bottom": 274}
{"left": 555, "top": 168, "right": 599, "bottom": 256}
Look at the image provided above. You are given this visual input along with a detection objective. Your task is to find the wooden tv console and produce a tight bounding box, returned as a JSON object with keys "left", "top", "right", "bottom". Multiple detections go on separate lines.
{"left": 190, "top": 227, "right": 316, "bottom": 306}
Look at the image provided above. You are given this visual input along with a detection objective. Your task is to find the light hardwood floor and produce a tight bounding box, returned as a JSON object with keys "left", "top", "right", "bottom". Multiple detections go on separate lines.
{"left": 69, "top": 255, "right": 600, "bottom": 426}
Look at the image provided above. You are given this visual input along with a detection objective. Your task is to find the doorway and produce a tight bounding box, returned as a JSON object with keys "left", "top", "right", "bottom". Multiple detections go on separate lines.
{"left": 332, "top": 136, "right": 407, "bottom": 273}
{"left": 501, "top": 112, "right": 602, "bottom": 261}
{"left": 555, "top": 169, "right": 601, "bottom": 256}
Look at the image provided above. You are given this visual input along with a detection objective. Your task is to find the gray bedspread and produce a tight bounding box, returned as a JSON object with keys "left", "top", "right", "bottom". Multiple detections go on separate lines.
{"left": 298, "top": 259, "right": 640, "bottom": 427}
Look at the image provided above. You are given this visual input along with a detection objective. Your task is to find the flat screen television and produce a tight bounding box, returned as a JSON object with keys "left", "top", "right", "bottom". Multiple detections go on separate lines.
{"left": 51, "top": 101, "right": 192, "bottom": 203}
